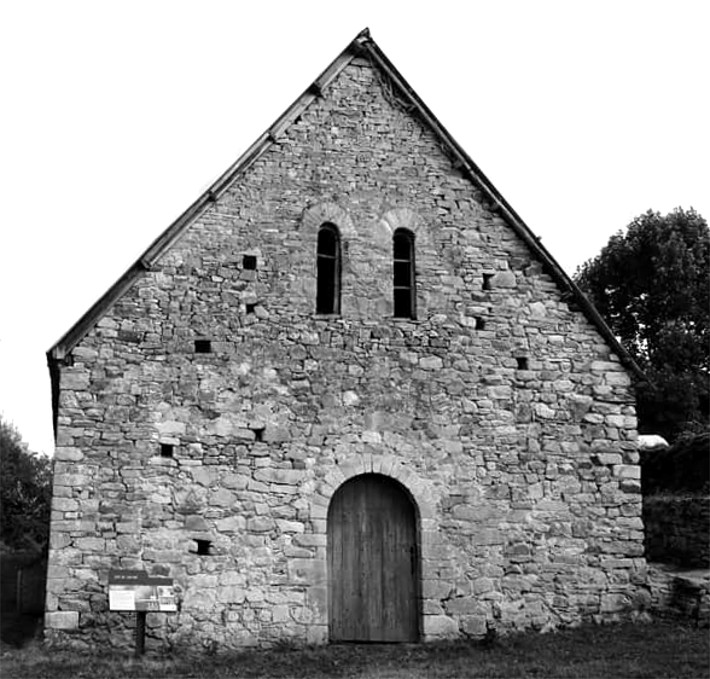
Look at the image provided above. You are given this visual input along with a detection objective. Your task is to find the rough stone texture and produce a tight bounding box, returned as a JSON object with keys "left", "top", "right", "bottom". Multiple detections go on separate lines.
{"left": 45, "top": 56, "right": 645, "bottom": 650}
{"left": 640, "top": 435, "right": 709, "bottom": 569}
{"left": 648, "top": 564, "right": 710, "bottom": 628}
{"left": 46, "top": 611, "right": 80, "bottom": 630}
{"left": 643, "top": 496, "right": 710, "bottom": 568}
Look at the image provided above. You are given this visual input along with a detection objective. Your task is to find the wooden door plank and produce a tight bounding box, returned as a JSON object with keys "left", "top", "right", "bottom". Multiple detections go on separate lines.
{"left": 328, "top": 474, "right": 418, "bottom": 642}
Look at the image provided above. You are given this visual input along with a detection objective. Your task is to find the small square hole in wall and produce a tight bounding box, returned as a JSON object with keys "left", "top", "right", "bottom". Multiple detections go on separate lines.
{"left": 160, "top": 443, "right": 174, "bottom": 458}
{"left": 194, "top": 539, "right": 211, "bottom": 556}
{"left": 243, "top": 255, "right": 257, "bottom": 270}
{"left": 516, "top": 357, "right": 529, "bottom": 370}
{"left": 195, "top": 339, "right": 212, "bottom": 354}
{"left": 251, "top": 427, "right": 265, "bottom": 442}
{"left": 246, "top": 303, "right": 257, "bottom": 315}
{"left": 475, "top": 317, "right": 486, "bottom": 330}
{"left": 482, "top": 273, "right": 494, "bottom": 291}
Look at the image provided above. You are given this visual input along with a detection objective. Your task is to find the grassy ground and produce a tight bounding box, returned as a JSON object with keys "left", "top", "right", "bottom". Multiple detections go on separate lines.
{"left": 2, "top": 620, "right": 708, "bottom": 679}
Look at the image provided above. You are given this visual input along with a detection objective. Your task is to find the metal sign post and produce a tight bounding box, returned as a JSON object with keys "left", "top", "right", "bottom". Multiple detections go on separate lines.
{"left": 108, "top": 570, "right": 176, "bottom": 657}
{"left": 135, "top": 611, "right": 147, "bottom": 657}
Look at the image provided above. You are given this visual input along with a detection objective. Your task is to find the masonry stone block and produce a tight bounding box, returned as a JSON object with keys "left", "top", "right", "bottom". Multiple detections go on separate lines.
{"left": 613, "top": 465, "right": 641, "bottom": 479}
{"left": 460, "top": 615, "right": 488, "bottom": 636}
{"left": 46, "top": 611, "right": 80, "bottom": 630}
{"left": 288, "top": 558, "right": 327, "bottom": 586}
{"left": 423, "top": 615, "right": 459, "bottom": 638}
{"left": 490, "top": 272, "right": 516, "bottom": 288}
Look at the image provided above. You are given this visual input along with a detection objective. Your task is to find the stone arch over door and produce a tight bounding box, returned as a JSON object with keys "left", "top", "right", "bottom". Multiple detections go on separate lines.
{"left": 327, "top": 473, "right": 420, "bottom": 642}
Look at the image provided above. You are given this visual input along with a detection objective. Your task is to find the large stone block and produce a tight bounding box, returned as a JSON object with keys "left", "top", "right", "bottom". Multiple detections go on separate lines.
{"left": 460, "top": 615, "right": 488, "bottom": 636}
{"left": 46, "top": 611, "right": 80, "bottom": 630}
{"left": 216, "top": 516, "right": 246, "bottom": 532}
{"left": 445, "top": 596, "right": 487, "bottom": 615}
{"left": 423, "top": 615, "right": 459, "bottom": 638}
{"left": 490, "top": 271, "right": 516, "bottom": 288}
{"left": 61, "top": 372, "right": 90, "bottom": 390}
{"left": 613, "top": 465, "right": 641, "bottom": 480}
{"left": 287, "top": 558, "right": 327, "bottom": 586}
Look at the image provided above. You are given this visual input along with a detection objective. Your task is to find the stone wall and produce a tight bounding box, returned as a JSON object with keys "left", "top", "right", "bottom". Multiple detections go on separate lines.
{"left": 644, "top": 496, "right": 710, "bottom": 568}
{"left": 45, "top": 56, "right": 644, "bottom": 650}
{"left": 641, "top": 435, "right": 709, "bottom": 568}
{"left": 648, "top": 564, "right": 710, "bottom": 627}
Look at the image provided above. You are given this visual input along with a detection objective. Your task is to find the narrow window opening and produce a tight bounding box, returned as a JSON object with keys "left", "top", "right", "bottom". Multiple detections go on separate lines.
{"left": 194, "top": 539, "right": 211, "bottom": 556}
{"left": 316, "top": 223, "right": 341, "bottom": 314}
{"left": 393, "top": 229, "right": 415, "bottom": 319}
{"left": 246, "top": 303, "right": 257, "bottom": 315}
{"left": 195, "top": 339, "right": 212, "bottom": 354}
{"left": 482, "top": 273, "right": 494, "bottom": 291}
{"left": 475, "top": 317, "right": 486, "bottom": 330}
{"left": 160, "top": 443, "right": 174, "bottom": 458}
{"left": 252, "top": 427, "right": 265, "bottom": 442}
{"left": 516, "top": 357, "right": 529, "bottom": 370}
{"left": 243, "top": 255, "right": 257, "bottom": 270}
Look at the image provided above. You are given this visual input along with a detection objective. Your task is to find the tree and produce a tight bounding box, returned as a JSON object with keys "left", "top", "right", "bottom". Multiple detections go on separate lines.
{"left": 0, "top": 416, "right": 52, "bottom": 552}
{"left": 575, "top": 207, "right": 709, "bottom": 442}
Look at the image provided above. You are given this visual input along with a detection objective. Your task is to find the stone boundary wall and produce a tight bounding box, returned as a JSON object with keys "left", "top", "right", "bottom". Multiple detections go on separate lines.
{"left": 640, "top": 434, "right": 709, "bottom": 568}
{"left": 643, "top": 495, "right": 710, "bottom": 568}
{"left": 648, "top": 563, "right": 710, "bottom": 628}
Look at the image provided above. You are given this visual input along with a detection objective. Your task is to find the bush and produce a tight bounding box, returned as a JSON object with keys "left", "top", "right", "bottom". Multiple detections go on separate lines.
{"left": 0, "top": 417, "right": 52, "bottom": 552}
{"left": 640, "top": 433, "right": 710, "bottom": 495}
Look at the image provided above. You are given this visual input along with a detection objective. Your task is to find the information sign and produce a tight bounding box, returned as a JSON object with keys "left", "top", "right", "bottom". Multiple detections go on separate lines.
{"left": 108, "top": 570, "right": 177, "bottom": 612}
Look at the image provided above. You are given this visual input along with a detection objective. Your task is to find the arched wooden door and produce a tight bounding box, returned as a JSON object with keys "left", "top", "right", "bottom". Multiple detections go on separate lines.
{"left": 327, "top": 474, "right": 419, "bottom": 642}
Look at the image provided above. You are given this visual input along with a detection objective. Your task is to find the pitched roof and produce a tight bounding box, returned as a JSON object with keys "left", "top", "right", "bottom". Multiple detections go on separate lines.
{"left": 47, "top": 28, "right": 645, "bottom": 387}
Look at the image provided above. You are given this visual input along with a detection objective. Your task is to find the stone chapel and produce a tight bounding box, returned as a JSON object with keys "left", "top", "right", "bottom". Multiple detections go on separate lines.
{"left": 45, "top": 29, "right": 648, "bottom": 649}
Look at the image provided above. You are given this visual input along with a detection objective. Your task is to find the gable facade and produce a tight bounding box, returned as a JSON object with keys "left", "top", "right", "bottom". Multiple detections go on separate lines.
{"left": 45, "top": 31, "right": 647, "bottom": 649}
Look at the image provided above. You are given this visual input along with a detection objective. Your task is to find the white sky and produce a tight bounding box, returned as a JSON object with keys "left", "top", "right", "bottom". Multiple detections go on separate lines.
{"left": 1, "top": 1, "right": 708, "bottom": 456}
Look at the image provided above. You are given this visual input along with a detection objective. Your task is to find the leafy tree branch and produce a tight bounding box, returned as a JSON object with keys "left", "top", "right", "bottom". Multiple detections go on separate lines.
{"left": 575, "top": 208, "right": 709, "bottom": 441}
{"left": 0, "top": 416, "right": 52, "bottom": 553}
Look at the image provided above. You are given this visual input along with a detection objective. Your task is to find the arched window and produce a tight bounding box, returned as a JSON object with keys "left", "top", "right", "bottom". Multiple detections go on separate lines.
{"left": 316, "top": 223, "right": 341, "bottom": 314}
{"left": 393, "top": 228, "right": 415, "bottom": 319}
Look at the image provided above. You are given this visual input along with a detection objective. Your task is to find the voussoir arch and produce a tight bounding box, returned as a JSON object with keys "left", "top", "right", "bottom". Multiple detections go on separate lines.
{"left": 376, "top": 207, "right": 430, "bottom": 250}
{"left": 300, "top": 202, "right": 356, "bottom": 239}
{"left": 320, "top": 455, "right": 436, "bottom": 521}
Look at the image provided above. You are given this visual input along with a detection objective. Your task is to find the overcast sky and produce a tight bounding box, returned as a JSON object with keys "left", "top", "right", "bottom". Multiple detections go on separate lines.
{"left": 1, "top": 1, "right": 708, "bottom": 455}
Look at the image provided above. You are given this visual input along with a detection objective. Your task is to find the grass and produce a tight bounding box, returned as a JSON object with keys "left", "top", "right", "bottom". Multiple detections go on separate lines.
{"left": 1, "top": 620, "right": 708, "bottom": 679}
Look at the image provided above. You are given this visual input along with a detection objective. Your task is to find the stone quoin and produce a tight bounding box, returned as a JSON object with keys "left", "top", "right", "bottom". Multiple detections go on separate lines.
{"left": 45, "top": 29, "right": 648, "bottom": 649}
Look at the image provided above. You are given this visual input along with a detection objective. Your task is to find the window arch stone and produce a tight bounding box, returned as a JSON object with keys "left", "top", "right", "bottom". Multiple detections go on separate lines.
{"left": 377, "top": 208, "right": 428, "bottom": 248}
{"left": 300, "top": 202, "right": 355, "bottom": 240}
{"left": 319, "top": 455, "right": 437, "bottom": 522}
